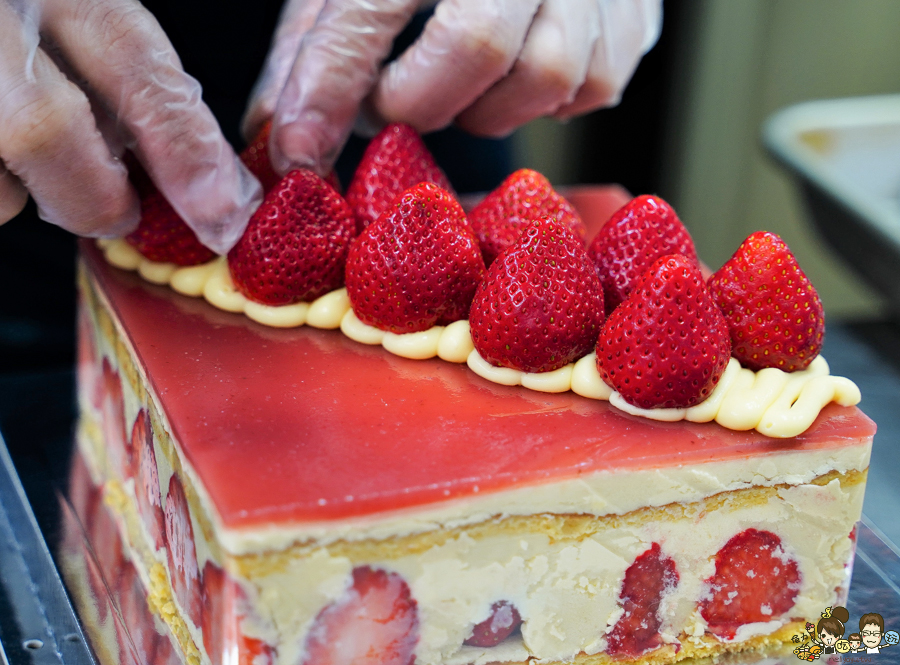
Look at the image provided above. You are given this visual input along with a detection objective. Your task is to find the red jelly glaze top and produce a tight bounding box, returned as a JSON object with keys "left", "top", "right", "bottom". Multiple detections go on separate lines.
{"left": 81, "top": 187, "right": 876, "bottom": 530}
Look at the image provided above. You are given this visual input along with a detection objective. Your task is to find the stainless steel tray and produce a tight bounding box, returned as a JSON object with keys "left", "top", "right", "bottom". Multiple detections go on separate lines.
{"left": 763, "top": 95, "right": 900, "bottom": 311}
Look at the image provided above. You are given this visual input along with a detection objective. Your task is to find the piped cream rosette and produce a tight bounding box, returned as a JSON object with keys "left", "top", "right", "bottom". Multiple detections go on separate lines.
{"left": 99, "top": 238, "right": 861, "bottom": 438}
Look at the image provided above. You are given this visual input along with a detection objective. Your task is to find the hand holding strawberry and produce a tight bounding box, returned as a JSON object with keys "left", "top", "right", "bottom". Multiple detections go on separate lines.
{"left": 124, "top": 164, "right": 217, "bottom": 266}
{"left": 345, "top": 123, "right": 453, "bottom": 234}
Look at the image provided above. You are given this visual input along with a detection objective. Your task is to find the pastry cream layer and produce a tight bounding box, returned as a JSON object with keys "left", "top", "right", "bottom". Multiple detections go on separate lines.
{"left": 99, "top": 239, "right": 860, "bottom": 439}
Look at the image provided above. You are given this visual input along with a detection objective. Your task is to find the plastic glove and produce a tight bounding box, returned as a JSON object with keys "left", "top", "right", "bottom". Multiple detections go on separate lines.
{"left": 0, "top": 0, "right": 262, "bottom": 254}
{"left": 244, "top": 0, "right": 661, "bottom": 176}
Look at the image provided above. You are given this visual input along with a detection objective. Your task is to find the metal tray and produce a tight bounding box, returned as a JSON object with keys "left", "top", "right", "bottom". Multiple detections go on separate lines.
{"left": 763, "top": 95, "right": 900, "bottom": 311}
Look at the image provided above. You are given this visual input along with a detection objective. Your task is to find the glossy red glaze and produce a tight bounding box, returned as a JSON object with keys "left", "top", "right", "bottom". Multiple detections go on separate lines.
{"left": 80, "top": 187, "right": 876, "bottom": 530}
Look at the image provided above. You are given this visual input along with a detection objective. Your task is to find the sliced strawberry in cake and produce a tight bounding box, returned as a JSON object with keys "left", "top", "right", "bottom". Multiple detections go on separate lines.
{"left": 164, "top": 474, "right": 203, "bottom": 628}
{"left": 202, "top": 560, "right": 274, "bottom": 665}
{"left": 131, "top": 409, "right": 166, "bottom": 551}
{"left": 607, "top": 543, "right": 679, "bottom": 657}
{"left": 700, "top": 529, "right": 802, "bottom": 639}
{"left": 115, "top": 563, "right": 159, "bottom": 665}
{"left": 301, "top": 566, "right": 419, "bottom": 665}
{"left": 464, "top": 601, "right": 522, "bottom": 647}
{"left": 100, "top": 358, "right": 131, "bottom": 481}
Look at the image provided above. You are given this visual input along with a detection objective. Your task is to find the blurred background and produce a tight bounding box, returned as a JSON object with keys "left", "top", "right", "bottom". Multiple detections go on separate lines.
{"left": 3, "top": 0, "right": 900, "bottom": 372}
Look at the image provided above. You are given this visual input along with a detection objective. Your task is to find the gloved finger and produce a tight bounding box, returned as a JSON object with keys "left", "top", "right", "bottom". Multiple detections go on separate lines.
{"left": 0, "top": 2, "right": 139, "bottom": 237}
{"left": 270, "top": 0, "right": 419, "bottom": 175}
{"left": 242, "top": 0, "right": 327, "bottom": 143}
{"left": 369, "top": 0, "right": 542, "bottom": 134}
{"left": 554, "top": 0, "right": 661, "bottom": 119}
{"left": 455, "top": 0, "right": 599, "bottom": 137}
{"left": 42, "top": 0, "right": 262, "bottom": 254}
{"left": 0, "top": 160, "right": 29, "bottom": 226}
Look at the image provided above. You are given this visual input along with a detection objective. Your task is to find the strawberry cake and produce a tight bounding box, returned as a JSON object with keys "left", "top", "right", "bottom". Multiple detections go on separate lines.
{"left": 69, "top": 124, "right": 875, "bottom": 665}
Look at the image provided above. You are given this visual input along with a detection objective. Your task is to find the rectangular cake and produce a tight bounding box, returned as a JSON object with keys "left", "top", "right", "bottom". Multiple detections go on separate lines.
{"left": 71, "top": 188, "right": 875, "bottom": 665}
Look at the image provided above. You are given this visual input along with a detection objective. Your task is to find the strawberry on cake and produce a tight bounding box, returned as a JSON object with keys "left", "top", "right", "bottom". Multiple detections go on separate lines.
{"left": 70, "top": 123, "right": 874, "bottom": 665}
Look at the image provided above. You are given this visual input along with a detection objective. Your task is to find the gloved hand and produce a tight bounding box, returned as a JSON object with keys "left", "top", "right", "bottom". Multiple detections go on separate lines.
{"left": 0, "top": 0, "right": 262, "bottom": 254}
{"left": 244, "top": 0, "right": 662, "bottom": 176}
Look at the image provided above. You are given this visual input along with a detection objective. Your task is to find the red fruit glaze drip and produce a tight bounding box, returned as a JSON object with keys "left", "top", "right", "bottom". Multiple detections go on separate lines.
{"left": 464, "top": 601, "right": 522, "bottom": 647}
{"left": 606, "top": 543, "right": 679, "bottom": 657}
{"left": 80, "top": 186, "right": 875, "bottom": 530}
{"left": 700, "top": 529, "right": 801, "bottom": 639}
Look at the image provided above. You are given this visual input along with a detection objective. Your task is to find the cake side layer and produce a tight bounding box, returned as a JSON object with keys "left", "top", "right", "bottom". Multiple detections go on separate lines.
{"left": 77, "top": 408, "right": 864, "bottom": 665}
{"left": 80, "top": 244, "right": 877, "bottom": 538}
{"left": 68, "top": 437, "right": 818, "bottom": 665}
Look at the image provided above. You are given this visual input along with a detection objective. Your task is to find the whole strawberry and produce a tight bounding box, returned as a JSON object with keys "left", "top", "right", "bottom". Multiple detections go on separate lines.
{"left": 587, "top": 195, "right": 698, "bottom": 315}
{"left": 345, "top": 123, "right": 453, "bottom": 233}
{"left": 708, "top": 231, "right": 824, "bottom": 372}
{"left": 345, "top": 182, "right": 484, "bottom": 333}
{"left": 124, "top": 162, "right": 216, "bottom": 266}
{"left": 596, "top": 254, "right": 730, "bottom": 409}
{"left": 469, "top": 219, "right": 604, "bottom": 373}
{"left": 469, "top": 169, "right": 585, "bottom": 267}
{"left": 228, "top": 169, "right": 355, "bottom": 305}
